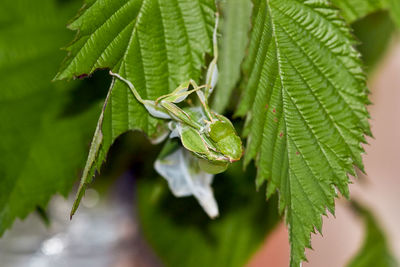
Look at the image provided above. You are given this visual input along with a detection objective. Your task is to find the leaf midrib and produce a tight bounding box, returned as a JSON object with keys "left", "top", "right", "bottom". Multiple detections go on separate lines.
{"left": 266, "top": 0, "right": 333, "bottom": 245}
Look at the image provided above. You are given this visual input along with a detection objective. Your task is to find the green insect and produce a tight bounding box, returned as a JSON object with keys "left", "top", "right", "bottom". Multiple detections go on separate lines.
{"left": 110, "top": 73, "right": 242, "bottom": 174}
{"left": 109, "top": 15, "right": 242, "bottom": 174}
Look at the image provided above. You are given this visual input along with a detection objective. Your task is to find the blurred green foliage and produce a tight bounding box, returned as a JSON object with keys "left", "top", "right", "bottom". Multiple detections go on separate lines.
{"left": 0, "top": 0, "right": 108, "bottom": 235}
{"left": 352, "top": 11, "right": 396, "bottom": 71}
{"left": 347, "top": 202, "right": 398, "bottom": 267}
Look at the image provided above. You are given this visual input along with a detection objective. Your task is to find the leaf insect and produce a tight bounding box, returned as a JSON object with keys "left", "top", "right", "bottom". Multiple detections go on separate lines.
{"left": 110, "top": 13, "right": 243, "bottom": 175}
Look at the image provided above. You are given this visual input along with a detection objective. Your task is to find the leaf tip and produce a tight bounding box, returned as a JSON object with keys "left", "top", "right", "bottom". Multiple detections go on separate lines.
{"left": 69, "top": 183, "right": 87, "bottom": 220}
{"left": 53, "top": 71, "right": 68, "bottom": 81}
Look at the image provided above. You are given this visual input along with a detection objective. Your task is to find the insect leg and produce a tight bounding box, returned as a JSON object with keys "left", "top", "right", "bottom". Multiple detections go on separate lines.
{"left": 109, "top": 71, "right": 171, "bottom": 119}
{"left": 205, "top": 13, "right": 219, "bottom": 98}
{"left": 160, "top": 101, "right": 203, "bottom": 130}
{"left": 160, "top": 83, "right": 207, "bottom": 104}
{"left": 155, "top": 80, "right": 191, "bottom": 104}
{"left": 109, "top": 71, "right": 146, "bottom": 104}
{"left": 186, "top": 79, "right": 214, "bottom": 122}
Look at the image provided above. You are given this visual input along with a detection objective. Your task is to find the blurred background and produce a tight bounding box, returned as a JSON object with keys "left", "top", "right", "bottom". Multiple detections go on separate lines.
{"left": 0, "top": 1, "right": 399, "bottom": 267}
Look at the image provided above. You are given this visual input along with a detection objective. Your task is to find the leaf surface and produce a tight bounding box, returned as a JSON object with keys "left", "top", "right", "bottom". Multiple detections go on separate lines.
{"left": 331, "top": 0, "right": 400, "bottom": 27}
{"left": 331, "top": 0, "right": 383, "bottom": 23}
{"left": 236, "top": 0, "right": 370, "bottom": 265}
{"left": 0, "top": 0, "right": 100, "bottom": 235}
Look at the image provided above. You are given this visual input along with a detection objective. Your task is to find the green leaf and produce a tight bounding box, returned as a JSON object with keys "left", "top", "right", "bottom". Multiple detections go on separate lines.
{"left": 211, "top": 0, "right": 252, "bottom": 113}
{"left": 137, "top": 162, "right": 280, "bottom": 267}
{"left": 236, "top": 0, "right": 370, "bottom": 266}
{"left": 385, "top": 0, "right": 400, "bottom": 28}
{"left": 352, "top": 11, "right": 395, "bottom": 71}
{"left": 54, "top": 0, "right": 216, "bottom": 215}
{"left": 331, "top": 0, "right": 383, "bottom": 23}
{"left": 330, "top": 0, "right": 400, "bottom": 28}
{"left": 0, "top": 0, "right": 100, "bottom": 235}
{"left": 347, "top": 202, "right": 398, "bottom": 267}
{"left": 330, "top": 0, "right": 400, "bottom": 27}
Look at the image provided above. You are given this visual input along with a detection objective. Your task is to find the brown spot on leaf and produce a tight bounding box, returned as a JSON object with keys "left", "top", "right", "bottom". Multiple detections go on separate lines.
{"left": 76, "top": 73, "right": 88, "bottom": 79}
